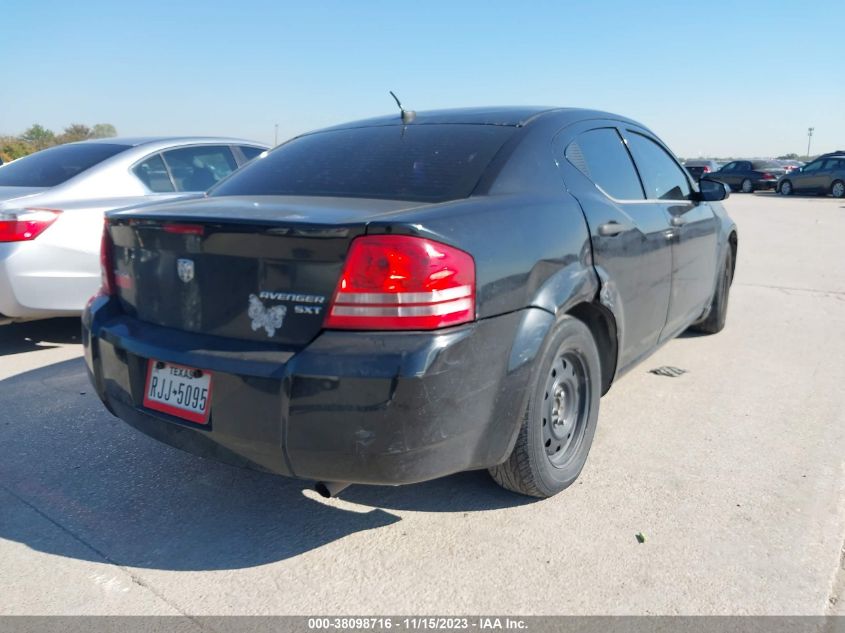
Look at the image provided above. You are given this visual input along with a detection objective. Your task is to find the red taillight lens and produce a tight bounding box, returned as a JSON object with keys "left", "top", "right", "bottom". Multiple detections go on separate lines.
{"left": 0, "top": 208, "right": 61, "bottom": 242}
{"left": 761, "top": 172, "right": 775, "bottom": 180}
{"left": 324, "top": 235, "right": 476, "bottom": 330}
{"left": 703, "top": 166, "right": 711, "bottom": 173}
{"left": 100, "top": 222, "right": 116, "bottom": 296}
{"left": 163, "top": 223, "right": 205, "bottom": 236}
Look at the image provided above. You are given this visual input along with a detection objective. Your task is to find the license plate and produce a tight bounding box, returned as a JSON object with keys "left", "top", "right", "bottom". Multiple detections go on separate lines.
{"left": 143, "top": 360, "right": 212, "bottom": 425}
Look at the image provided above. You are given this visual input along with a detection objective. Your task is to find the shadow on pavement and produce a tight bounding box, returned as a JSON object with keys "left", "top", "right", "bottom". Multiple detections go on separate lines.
{"left": 0, "top": 317, "right": 81, "bottom": 356}
{"left": 0, "top": 357, "right": 532, "bottom": 572}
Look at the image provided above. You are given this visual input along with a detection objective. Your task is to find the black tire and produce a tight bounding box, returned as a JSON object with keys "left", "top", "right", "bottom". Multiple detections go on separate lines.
{"left": 779, "top": 180, "right": 793, "bottom": 196}
{"left": 741, "top": 178, "right": 754, "bottom": 193}
{"left": 489, "top": 316, "right": 601, "bottom": 498}
{"left": 692, "top": 246, "right": 734, "bottom": 334}
{"left": 831, "top": 180, "right": 845, "bottom": 199}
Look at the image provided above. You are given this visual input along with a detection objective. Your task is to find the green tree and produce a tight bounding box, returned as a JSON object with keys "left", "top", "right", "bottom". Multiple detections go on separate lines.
{"left": 58, "top": 123, "right": 92, "bottom": 143}
{"left": 0, "top": 136, "right": 35, "bottom": 162}
{"left": 777, "top": 153, "right": 799, "bottom": 160}
{"left": 91, "top": 123, "right": 117, "bottom": 139}
{"left": 20, "top": 124, "right": 56, "bottom": 150}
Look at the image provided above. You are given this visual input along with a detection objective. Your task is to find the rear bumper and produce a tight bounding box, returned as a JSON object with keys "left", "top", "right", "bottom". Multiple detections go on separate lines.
{"left": 0, "top": 242, "right": 97, "bottom": 319}
{"left": 82, "top": 296, "right": 538, "bottom": 485}
{"left": 755, "top": 180, "right": 778, "bottom": 190}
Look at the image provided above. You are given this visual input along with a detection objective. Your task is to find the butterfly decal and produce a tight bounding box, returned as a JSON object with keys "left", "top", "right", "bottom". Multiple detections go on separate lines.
{"left": 248, "top": 294, "right": 287, "bottom": 337}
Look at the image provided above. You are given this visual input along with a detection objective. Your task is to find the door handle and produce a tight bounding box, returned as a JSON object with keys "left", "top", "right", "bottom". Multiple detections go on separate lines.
{"left": 597, "top": 221, "right": 631, "bottom": 237}
{"left": 670, "top": 216, "right": 687, "bottom": 227}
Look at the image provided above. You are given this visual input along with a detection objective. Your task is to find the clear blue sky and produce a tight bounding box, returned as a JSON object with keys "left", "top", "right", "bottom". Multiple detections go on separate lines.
{"left": 2, "top": 0, "right": 843, "bottom": 157}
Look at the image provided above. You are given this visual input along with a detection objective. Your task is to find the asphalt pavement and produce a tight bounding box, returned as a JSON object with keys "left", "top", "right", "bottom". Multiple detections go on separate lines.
{"left": 1, "top": 192, "right": 843, "bottom": 616}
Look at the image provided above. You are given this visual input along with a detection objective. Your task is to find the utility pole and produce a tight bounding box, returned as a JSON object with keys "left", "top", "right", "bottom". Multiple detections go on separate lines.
{"left": 806, "top": 127, "right": 814, "bottom": 158}
{"left": 274, "top": 123, "right": 279, "bottom": 146}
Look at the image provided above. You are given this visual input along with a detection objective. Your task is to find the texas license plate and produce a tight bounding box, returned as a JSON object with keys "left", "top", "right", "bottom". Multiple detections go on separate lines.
{"left": 143, "top": 360, "right": 212, "bottom": 425}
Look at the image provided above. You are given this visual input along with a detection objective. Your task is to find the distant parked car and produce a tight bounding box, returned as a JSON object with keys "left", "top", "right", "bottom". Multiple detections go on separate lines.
{"left": 778, "top": 154, "right": 845, "bottom": 198}
{"left": 683, "top": 159, "right": 721, "bottom": 181}
{"left": 706, "top": 160, "right": 786, "bottom": 193}
{"left": 779, "top": 160, "right": 805, "bottom": 173}
{"left": 0, "top": 137, "right": 268, "bottom": 322}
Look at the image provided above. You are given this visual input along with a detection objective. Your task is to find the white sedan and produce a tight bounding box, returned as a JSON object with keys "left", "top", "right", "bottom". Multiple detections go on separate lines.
{"left": 0, "top": 137, "right": 267, "bottom": 322}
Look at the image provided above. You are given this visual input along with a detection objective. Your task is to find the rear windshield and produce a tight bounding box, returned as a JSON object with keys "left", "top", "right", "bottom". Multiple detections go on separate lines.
{"left": 0, "top": 143, "right": 130, "bottom": 187}
{"left": 751, "top": 161, "right": 781, "bottom": 170}
{"left": 210, "top": 124, "right": 516, "bottom": 202}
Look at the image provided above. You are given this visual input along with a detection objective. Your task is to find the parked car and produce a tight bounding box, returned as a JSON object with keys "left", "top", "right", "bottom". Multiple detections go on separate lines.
{"left": 83, "top": 107, "right": 737, "bottom": 498}
{"left": 683, "top": 159, "right": 721, "bottom": 181}
{"left": 779, "top": 160, "right": 805, "bottom": 173}
{"left": 778, "top": 154, "right": 845, "bottom": 197}
{"left": 0, "top": 137, "right": 267, "bottom": 322}
{"left": 706, "top": 160, "right": 785, "bottom": 193}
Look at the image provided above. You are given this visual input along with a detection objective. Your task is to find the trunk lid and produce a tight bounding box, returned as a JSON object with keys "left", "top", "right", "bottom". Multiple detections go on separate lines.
{"left": 108, "top": 195, "right": 425, "bottom": 346}
{"left": 0, "top": 186, "right": 49, "bottom": 205}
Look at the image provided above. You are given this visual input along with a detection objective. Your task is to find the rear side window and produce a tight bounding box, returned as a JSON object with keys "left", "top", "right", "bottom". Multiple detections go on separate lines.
{"left": 238, "top": 145, "right": 265, "bottom": 162}
{"left": 211, "top": 124, "right": 516, "bottom": 203}
{"left": 625, "top": 132, "right": 691, "bottom": 201}
{"left": 133, "top": 154, "right": 175, "bottom": 192}
{"left": 0, "top": 143, "right": 130, "bottom": 187}
{"left": 162, "top": 145, "right": 238, "bottom": 192}
{"left": 564, "top": 128, "right": 644, "bottom": 200}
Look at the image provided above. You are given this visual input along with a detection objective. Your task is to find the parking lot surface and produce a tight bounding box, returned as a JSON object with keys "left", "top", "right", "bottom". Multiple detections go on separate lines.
{"left": 1, "top": 193, "right": 843, "bottom": 616}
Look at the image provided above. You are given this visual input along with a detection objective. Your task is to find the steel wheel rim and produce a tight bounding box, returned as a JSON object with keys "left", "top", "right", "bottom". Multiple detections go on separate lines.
{"left": 542, "top": 350, "right": 590, "bottom": 468}
{"left": 782, "top": 181, "right": 791, "bottom": 195}
{"left": 833, "top": 182, "right": 845, "bottom": 198}
{"left": 742, "top": 179, "right": 752, "bottom": 193}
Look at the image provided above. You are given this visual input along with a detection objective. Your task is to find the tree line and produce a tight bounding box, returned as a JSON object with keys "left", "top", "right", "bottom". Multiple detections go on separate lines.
{"left": 0, "top": 123, "right": 118, "bottom": 163}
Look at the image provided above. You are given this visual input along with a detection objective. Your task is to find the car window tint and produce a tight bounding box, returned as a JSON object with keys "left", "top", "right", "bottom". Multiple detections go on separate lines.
{"left": 803, "top": 161, "right": 823, "bottom": 172}
{"left": 211, "top": 125, "right": 515, "bottom": 203}
{"left": 822, "top": 159, "right": 840, "bottom": 170}
{"left": 752, "top": 161, "right": 780, "bottom": 171}
{"left": 0, "top": 143, "right": 130, "bottom": 187}
{"left": 162, "top": 145, "right": 238, "bottom": 192}
{"left": 625, "top": 132, "right": 691, "bottom": 201}
{"left": 721, "top": 162, "right": 735, "bottom": 172}
{"left": 564, "top": 128, "right": 644, "bottom": 200}
{"left": 133, "top": 153, "right": 174, "bottom": 192}
{"left": 239, "top": 145, "right": 265, "bottom": 162}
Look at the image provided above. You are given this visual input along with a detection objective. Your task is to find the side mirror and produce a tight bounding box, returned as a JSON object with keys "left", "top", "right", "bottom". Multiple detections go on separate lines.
{"left": 697, "top": 178, "right": 729, "bottom": 201}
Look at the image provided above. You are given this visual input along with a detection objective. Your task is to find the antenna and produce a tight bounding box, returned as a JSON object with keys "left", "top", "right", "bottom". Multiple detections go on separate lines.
{"left": 389, "top": 91, "right": 416, "bottom": 124}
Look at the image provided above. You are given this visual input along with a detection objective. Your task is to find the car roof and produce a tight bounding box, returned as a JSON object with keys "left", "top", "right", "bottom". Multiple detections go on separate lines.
{"left": 74, "top": 136, "right": 267, "bottom": 147}
{"left": 312, "top": 106, "right": 642, "bottom": 134}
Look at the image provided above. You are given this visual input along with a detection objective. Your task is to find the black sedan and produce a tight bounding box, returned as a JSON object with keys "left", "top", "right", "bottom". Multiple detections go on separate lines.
{"left": 707, "top": 160, "right": 785, "bottom": 193}
{"left": 83, "top": 107, "right": 737, "bottom": 498}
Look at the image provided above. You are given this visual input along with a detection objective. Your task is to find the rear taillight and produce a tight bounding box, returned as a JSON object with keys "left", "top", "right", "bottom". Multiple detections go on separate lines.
{"left": 324, "top": 235, "right": 476, "bottom": 330}
{"left": 163, "top": 222, "right": 205, "bottom": 236}
{"left": 100, "top": 221, "right": 116, "bottom": 296}
{"left": 761, "top": 173, "right": 776, "bottom": 180}
{"left": 703, "top": 166, "right": 711, "bottom": 173}
{"left": 0, "top": 208, "right": 61, "bottom": 242}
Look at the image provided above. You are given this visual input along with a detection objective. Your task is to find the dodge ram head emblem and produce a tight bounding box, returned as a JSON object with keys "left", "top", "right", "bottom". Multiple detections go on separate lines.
{"left": 248, "top": 294, "right": 287, "bottom": 337}
{"left": 176, "top": 258, "right": 195, "bottom": 283}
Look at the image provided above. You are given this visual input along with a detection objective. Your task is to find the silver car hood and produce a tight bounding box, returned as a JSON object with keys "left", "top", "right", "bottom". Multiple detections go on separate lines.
{"left": 0, "top": 186, "right": 49, "bottom": 204}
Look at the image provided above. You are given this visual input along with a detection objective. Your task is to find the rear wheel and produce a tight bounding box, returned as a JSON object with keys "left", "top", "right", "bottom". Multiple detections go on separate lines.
{"left": 692, "top": 246, "right": 733, "bottom": 334}
{"left": 779, "top": 180, "right": 793, "bottom": 196}
{"left": 831, "top": 180, "right": 845, "bottom": 199}
{"left": 489, "top": 316, "right": 601, "bottom": 498}
{"left": 741, "top": 178, "right": 754, "bottom": 193}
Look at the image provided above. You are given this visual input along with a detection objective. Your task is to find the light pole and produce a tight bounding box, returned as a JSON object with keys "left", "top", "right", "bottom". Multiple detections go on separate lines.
{"left": 274, "top": 123, "right": 279, "bottom": 146}
{"left": 806, "top": 127, "right": 814, "bottom": 158}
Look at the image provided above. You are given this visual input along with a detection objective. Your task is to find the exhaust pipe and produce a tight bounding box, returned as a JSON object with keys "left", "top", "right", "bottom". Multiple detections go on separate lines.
{"left": 314, "top": 481, "right": 351, "bottom": 498}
